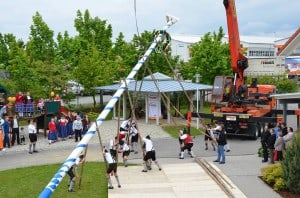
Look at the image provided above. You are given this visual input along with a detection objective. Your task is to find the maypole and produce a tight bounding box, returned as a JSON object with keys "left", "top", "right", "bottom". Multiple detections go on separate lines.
{"left": 38, "top": 14, "right": 178, "bottom": 198}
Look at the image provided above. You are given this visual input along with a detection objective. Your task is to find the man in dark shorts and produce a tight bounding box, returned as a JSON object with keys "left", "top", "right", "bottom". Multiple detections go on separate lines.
{"left": 28, "top": 119, "right": 38, "bottom": 154}
{"left": 141, "top": 135, "right": 161, "bottom": 172}
{"left": 204, "top": 124, "right": 216, "bottom": 151}
{"left": 103, "top": 148, "right": 121, "bottom": 189}
{"left": 67, "top": 154, "right": 85, "bottom": 192}
{"left": 118, "top": 140, "right": 130, "bottom": 167}
{"left": 179, "top": 129, "right": 195, "bottom": 159}
{"left": 129, "top": 126, "right": 139, "bottom": 154}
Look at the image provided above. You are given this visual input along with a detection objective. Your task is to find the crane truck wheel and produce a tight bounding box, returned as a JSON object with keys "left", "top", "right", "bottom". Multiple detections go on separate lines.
{"left": 248, "top": 123, "right": 259, "bottom": 140}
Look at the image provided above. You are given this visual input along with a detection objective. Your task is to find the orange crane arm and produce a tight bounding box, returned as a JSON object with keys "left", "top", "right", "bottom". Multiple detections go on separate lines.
{"left": 223, "top": 0, "right": 248, "bottom": 94}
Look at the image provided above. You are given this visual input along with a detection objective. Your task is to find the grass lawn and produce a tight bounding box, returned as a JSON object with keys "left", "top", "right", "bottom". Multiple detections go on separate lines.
{"left": 0, "top": 162, "right": 107, "bottom": 198}
{"left": 161, "top": 124, "right": 204, "bottom": 138}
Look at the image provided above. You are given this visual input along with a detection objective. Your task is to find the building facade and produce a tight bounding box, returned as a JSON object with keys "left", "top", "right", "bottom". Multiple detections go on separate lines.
{"left": 170, "top": 33, "right": 300, "bottom": 76}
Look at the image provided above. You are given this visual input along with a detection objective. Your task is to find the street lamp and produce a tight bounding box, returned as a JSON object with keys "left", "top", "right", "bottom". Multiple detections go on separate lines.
{"left": 76, "top": 84, "right": 80, "bottom": 107}
{"left": 195, "top": 73, "right": 201, "bottom": 83}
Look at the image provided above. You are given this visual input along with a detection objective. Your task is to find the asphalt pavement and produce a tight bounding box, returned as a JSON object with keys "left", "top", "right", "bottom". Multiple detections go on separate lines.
{"left": 0, "top": 117, "right": 282, "bottom": 198}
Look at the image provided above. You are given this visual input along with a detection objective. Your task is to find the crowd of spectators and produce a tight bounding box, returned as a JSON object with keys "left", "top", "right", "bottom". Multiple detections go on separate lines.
{"left": 261, "top": 122, "right": 295, "bottom": 164}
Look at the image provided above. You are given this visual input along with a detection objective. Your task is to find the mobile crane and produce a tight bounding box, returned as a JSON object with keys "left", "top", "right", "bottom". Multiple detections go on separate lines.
{"left": 191, "top": 0, "right": 281, "bottom": 139}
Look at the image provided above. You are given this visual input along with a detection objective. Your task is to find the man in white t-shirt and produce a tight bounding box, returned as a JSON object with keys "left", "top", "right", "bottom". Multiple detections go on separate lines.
{"left": 141, "top": 135, "right": 162, "bottom": 172}
{"left": 103, "top": 148, "right": 121, "bottom": 189}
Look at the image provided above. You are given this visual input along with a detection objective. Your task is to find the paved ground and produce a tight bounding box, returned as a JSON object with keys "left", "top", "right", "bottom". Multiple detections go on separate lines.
{"left": 0, "top": 118, "right": 280, "bottom": 198}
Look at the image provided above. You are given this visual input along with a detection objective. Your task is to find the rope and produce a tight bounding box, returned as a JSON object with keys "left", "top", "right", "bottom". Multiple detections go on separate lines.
{"left": 161, "top": 49, "right": 208, "bottom": 129}
{"left": 133, "top": 0, "right": 140, "bottom": 38}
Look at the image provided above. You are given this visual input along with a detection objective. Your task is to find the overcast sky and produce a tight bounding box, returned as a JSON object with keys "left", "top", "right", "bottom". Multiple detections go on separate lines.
{"left": 0, "top": 0, "right": 299, "bottom": 42}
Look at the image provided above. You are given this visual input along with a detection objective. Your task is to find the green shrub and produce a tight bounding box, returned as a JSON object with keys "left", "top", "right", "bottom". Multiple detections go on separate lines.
{"left": 261, "top": 163, "right": 281, "bottom": 185}
{"left": 281, "top": 132, "right": 300, "bottom": 195}
{"left": 261, "top": 163, "right": 288, "bottom": 192}
{"left": 274, "top": 177, "right": 286, "bottom": 191}
{"left": 257, "top": 147, "right": 263, "bottom": 157}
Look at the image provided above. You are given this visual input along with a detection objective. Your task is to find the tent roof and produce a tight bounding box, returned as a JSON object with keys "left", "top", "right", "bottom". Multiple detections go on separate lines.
{"left": 94, "top": 72, "right": 212, "bottom": 93}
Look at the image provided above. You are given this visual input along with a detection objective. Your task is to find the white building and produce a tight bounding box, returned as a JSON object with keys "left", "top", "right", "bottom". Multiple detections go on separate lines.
{"left": 170, "top": 31, "right": 300, "bottom": 76}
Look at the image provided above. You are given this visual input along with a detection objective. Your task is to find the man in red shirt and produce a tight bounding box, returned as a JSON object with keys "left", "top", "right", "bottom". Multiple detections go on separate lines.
{"left": 179, "top": 130, "right": 195, "bottom": 159}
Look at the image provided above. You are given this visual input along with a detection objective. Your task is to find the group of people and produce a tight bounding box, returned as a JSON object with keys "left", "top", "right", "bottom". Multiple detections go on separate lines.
{"left": 0, "top": 114, "right": 37, "bottom": 154}
{"left": 0, "top": 114, "right": 26, "bottom": 151}
{"left": 261, "top": 122, "right": 294, "bottom": 164}
{"left": 103, "top": 118, "right": 162, "bottom": 190}
{"left": 15, "top": 91, "right": 35, "bottom": 117}
{"left": 178, "top": 122, "right": 228, "bottom": 164}
{"left": 47, "top": 113, "right": 91, "bottom": 144}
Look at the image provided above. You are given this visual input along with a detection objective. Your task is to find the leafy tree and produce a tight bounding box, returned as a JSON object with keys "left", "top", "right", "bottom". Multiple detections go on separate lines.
{"left": 26, "top": 12, "right": 55, "bottom": 63}
{"left": 0, "top": 34, "right": 32, "bottom": 92}
{"left": 245, "top": 75, "right": 298, "bottom": 93}
{"left": 56, "top": 31, "right": 79, "bottom": 68}
{"left": 73, "top": 44, "right": 116, "bottom": 107}
{"left": 0, "top": 33, "right": 9, "bottom": 66}
{"left": 111, "top": 32, "right": 139, "bottom": 80}
{"left": 131, "top": 30, "right": 179, "bottom": 79}
{"left": 181, "top": 27, "right": 231, "bottom": 84}
{"left": 74, "top": 10, "right": 113, "bottom": 54}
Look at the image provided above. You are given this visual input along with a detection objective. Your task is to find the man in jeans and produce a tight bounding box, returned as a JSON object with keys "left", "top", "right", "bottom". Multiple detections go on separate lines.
{"left": 213, "top": 124, "right": 227, "bottom": 164}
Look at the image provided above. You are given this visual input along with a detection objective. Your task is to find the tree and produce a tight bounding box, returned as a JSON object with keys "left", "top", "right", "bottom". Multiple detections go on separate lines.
{"left": 74, "top": 10, "right": 113, "bottom": 54}
{"left": 245, "top": 75, "right": 298, "bottom": 93}
{"left": 131, "top": 30, "right": 179, "bottom": 79}
{"left": 111, "top": 32, "right": 139, "bottom": 80}
{"left": 73, "top": 44, "right": 116, "bottom": 107}
{"left": 27, "top": 12, "right": 56, "bottom": 63}
{"left": 181, "top": 27, "right": 231, "bottom": 84}
{"left": 0, "top": 33, "right": 9, "bottom": 66}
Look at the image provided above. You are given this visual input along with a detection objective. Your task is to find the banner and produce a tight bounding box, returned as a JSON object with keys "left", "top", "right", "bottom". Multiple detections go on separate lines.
{"left": 147, "top": 93, "right": 161, "bottom": 119}
{"left": 286, "top": 57, "right": 300, "bottom": 72}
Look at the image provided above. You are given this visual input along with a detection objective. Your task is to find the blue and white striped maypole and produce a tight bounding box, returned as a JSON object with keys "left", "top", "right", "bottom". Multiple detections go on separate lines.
{"left": 39, "top": 14, "right": 178, "bottom": 198}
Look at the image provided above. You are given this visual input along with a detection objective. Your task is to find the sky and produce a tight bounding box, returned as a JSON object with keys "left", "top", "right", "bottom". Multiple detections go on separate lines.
{"left": 0, "top": 0, "right": 299, "bottom": 42}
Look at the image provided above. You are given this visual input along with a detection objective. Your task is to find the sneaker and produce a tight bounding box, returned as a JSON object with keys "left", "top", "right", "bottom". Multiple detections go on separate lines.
{"left": 118, "top": 185, "right": 121, "bottom": 188}
{"left": 29, "top": 152, "right": 33, "bottom": 154}
{"left": 226, "top": 150, "right": 230, "bottom": 152}
{"left": 142, "top": 170, "right": 147, "bottom": 172}
{"left": 108, "top": 186, "right": 114, "bottom": 189}
{"left": 179, "top": 157, "right": 184, "bottom": 159}
{"left": 33, "top": 150, "right": 38, "bottom": 153}
{"left": 68, "top": 189, "right": 75, "bottom": 192}
{"left": 205, "top": 147, "right": 208, "bottom": 150}
{"left": 213, "top": 160, "right": 219, "bottom": 162}
{"left": 134, "top": 151, "right": 138, "bottom": 154}
{"left": 219, "top": 161, "right": 225, "bottom": 164}
{"left": 262, "top": 160, "right": 268, "bottom": 163}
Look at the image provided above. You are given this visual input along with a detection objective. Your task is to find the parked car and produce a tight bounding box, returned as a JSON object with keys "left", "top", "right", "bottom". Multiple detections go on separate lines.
{"left": 66, "top": 80, "right": 84, "bottom": 96}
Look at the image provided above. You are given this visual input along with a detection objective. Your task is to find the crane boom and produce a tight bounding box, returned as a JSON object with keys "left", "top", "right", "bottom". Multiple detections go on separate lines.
{"left": 223, "top": 0, "right": 248, "bottom": 94}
